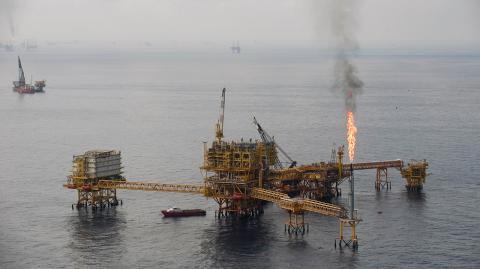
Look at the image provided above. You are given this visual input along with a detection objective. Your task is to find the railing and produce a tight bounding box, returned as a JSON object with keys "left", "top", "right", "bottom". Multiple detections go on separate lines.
{"left": 66, "top": 180, "right": 347, "bottom": 217}
{"left": 97, "top": 180, "right": 205, "bottom": 194}
{"left": 251, "top": 188, "right": 346, "bottom": 218}
{"left": 250, "top": 188, "right": 290, "bottom": 202}
{"left": 301, "top": 199, "right": 347, "bottom": 218}
{"left": 349, "top": 160, "right": 403, "bottom": 170}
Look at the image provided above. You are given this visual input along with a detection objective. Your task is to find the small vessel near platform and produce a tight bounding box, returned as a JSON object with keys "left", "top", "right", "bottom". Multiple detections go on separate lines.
{"left": 161, "top": 207, "right": 206, "bottom": 217}
{"left": 12, "top": 56, "right": 46, "bottom": 94}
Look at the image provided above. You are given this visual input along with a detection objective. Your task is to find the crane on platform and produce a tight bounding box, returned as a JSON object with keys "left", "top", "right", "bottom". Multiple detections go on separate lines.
{"left": 253, "top": 116, "right": 296, "bottom": 169}
{"left": 215, "top": 88, "right": 226, "bottom": 142}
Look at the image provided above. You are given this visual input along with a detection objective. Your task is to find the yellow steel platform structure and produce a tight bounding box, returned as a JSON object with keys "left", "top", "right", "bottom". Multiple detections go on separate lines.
{"left": 64, "top": 88, "right": 429, "bottom": 248}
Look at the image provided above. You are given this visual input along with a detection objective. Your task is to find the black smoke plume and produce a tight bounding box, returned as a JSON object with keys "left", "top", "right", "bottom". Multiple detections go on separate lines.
{"left": 331, "top": 0, "right": 363, "bottom": 112}
{"left": 0, "top": 0, "right": 16, "bottom": 39}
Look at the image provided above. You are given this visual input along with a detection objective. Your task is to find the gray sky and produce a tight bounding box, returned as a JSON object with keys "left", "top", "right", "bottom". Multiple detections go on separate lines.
{"left": 1, "top": 0, "right": 479, "bottom": 49}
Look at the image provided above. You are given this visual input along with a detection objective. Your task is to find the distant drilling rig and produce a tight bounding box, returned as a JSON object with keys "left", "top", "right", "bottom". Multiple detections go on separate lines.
{"left": 64, "top": 88, "right": 428, "bottom": 249}
{"left": 230, "top": 41, "right": 241, "bottom": 54}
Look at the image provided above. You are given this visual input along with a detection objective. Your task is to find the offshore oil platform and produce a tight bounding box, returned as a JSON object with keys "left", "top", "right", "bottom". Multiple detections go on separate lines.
{"left": 64, "top": 88, "right": 428, "bottom": 249}
{"left": 230, "top": 41, "right": 241, "bottom": 54}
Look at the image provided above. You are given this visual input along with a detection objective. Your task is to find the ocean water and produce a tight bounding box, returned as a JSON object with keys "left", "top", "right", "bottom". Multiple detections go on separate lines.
{"left": 0, "top": 49, "right": 479, "bottom": 268}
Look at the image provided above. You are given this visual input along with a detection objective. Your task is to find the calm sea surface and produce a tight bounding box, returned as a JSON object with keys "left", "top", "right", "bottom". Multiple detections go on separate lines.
{"left": 0, "top": 49, "right": 479, "bottom": 268}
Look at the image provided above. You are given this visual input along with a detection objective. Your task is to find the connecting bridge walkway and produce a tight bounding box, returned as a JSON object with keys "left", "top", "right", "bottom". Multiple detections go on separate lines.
{"left": 94, "top": 181, "right": 346, "bottom": 218}
{"left": 346, "top": 160, "right": 405, "bottom": 190}
{"left": 349, "top": 160, "right": 403, "bottom": 171}
{"left": 251, "top": 188, "right": 346, "bottom": 218}
{"left": 97, "top": 180, "right": 205, "bottom": 194}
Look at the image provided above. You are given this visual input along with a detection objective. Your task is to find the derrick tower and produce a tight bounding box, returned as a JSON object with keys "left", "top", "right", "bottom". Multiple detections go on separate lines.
{"left": 201, "top": 88, "right": 276, "bottom": 217}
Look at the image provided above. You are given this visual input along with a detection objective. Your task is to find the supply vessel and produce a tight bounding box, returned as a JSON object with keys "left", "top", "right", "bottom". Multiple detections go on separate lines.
{"left": 161, "top": 208, "right": 207, "bottom": 217}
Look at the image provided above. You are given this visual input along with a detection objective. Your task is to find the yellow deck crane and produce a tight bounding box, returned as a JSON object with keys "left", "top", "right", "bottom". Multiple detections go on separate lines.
{"left": 215, "top": 88, "right": 226, "bottom": 142}
{"left": 253, "top": 116, "right": 296, "bottom": 169}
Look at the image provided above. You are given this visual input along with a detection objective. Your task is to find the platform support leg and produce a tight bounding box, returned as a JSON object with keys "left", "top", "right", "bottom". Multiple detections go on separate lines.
{"left": 335, "top": 218, "right": 360, "bottom": 250}
{"left": 375, "top": 168, "right": 390, "bottom": 190}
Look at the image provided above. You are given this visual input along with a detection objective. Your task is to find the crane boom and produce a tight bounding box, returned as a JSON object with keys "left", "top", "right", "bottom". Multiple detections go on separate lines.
{"left": 18, "top": 56, "right": 26, "bottom": 85}
{"left": 253, "top": 116, "right": 296, "bottom": 168}
{"left": 215, "top": 88, "right": 226, "bottom": 142}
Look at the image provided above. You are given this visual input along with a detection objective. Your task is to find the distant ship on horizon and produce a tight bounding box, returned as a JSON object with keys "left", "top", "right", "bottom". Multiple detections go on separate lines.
{"left": 230, "top": 41, "right": 241, "bottom": 54}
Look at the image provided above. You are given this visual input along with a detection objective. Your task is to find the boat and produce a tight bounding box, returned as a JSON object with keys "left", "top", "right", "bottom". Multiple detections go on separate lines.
{"left": 12, "top": 56, "right": 46, "bottom": 94}
{"left": 161, "top": 207, "right": 206, "bottom": 217}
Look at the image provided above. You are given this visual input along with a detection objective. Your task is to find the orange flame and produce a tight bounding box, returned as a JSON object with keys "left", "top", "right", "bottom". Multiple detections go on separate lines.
{"left": 346, "top": 111, "right": 357, "bottom": 162}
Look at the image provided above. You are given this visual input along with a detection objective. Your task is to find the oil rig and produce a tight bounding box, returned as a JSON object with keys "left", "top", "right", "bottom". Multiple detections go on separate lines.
{"left": 64, "top": 88, "right": 428, "bottom": 249}
{"left": 230, "top": 41, "right": 241, "bottom": 54}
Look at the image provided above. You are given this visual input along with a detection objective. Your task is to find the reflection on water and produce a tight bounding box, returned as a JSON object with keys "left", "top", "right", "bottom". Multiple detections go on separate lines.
{"left": 405, "top": 190, "right": 427, "bottom": 203}
{"left": 199, "top": 217, "right": 274, "bottom": 268}
{"left": 67, "top": 208, "right": 127, "bottom": 267}
{"left": 285, "top": 236, "right": 309, "bottom": 249}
